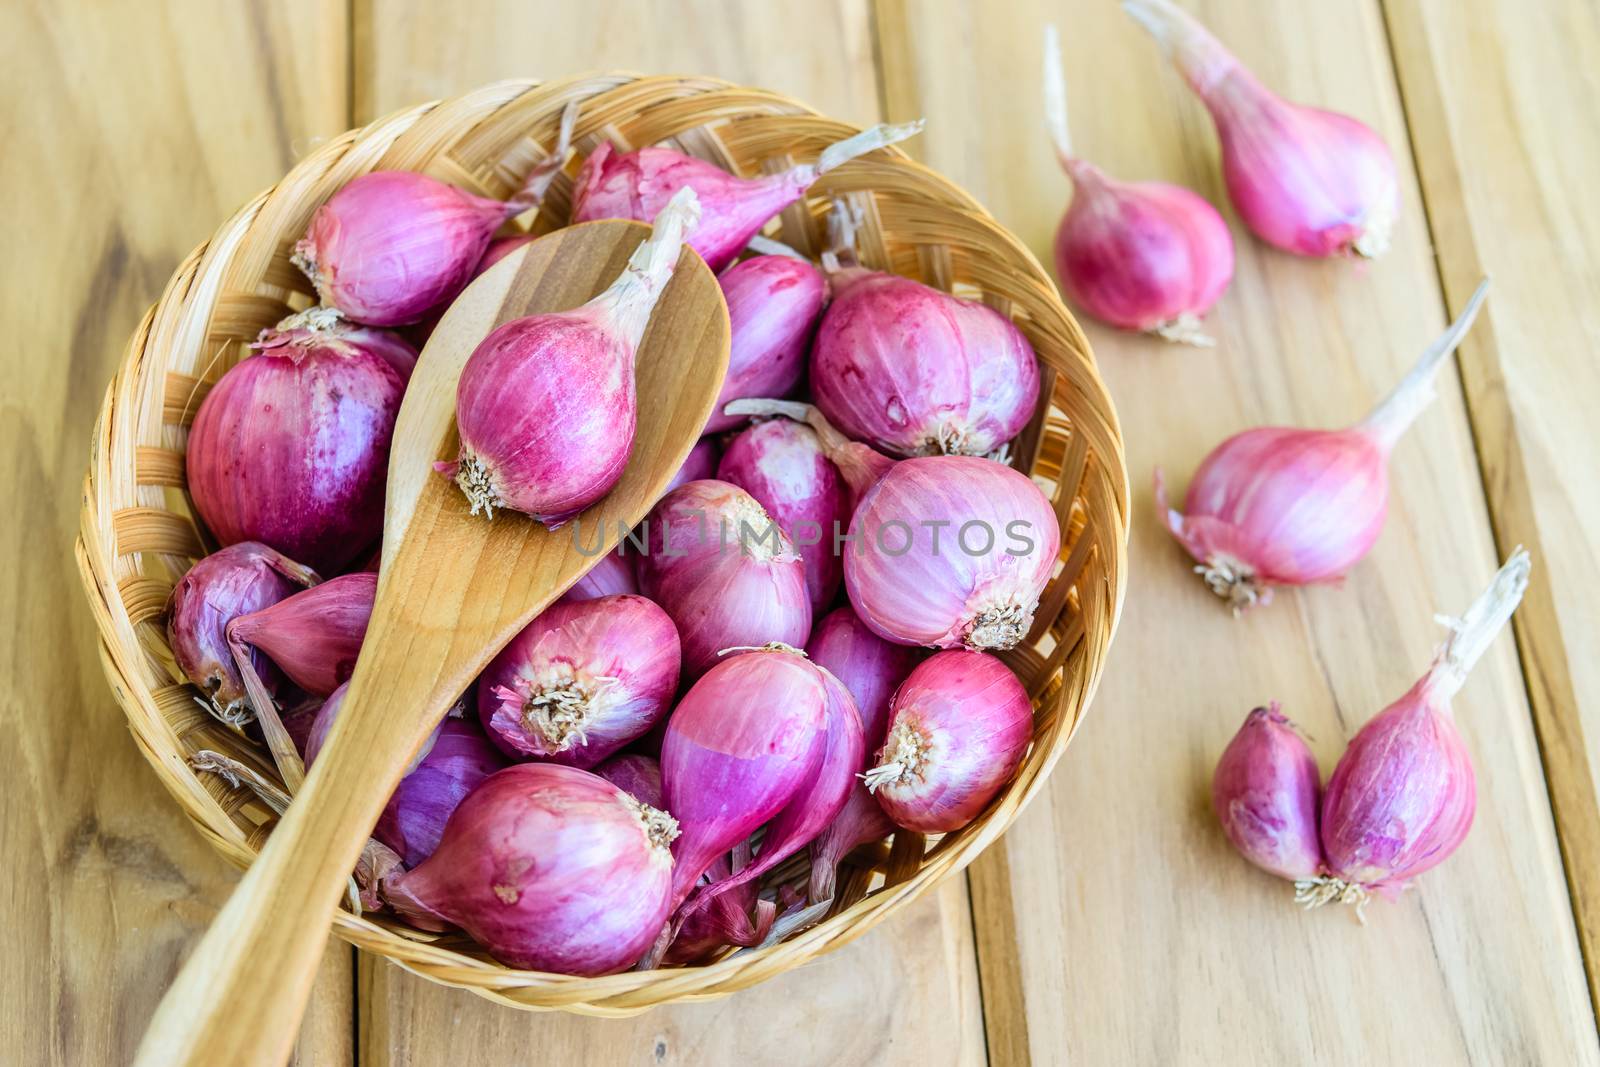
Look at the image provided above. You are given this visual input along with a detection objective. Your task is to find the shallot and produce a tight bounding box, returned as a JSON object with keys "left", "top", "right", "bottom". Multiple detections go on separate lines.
{"left": 1156, "top": 280, "right": 1490, "bottom": 610}
{"left": 560, "top": 549, "right": 637, "bottom": 603}
{"left": 166, "top": 541, "right": 319, "bottom": 727}
{"left": 683, "top": 665, "right": 862, "bottom": 920}
{"left": 866, "top": 650, "right": 1033, "bottom": 833}
{"left": 809, "top": 204, "right": 1039, "bottom": 458}
{"left": 307, "top": 689, "right": 506, "bottom": 868}
{"left": 187, "top": 313, "right": 408, "bottom": 573}
{"left": 571, "top": 122, "right": 923, "bottom": 271}
{"left": 723, "top": 398, "right": 895, "bottom": 515}
{"left": 705, "top": 255, "right": 826, "bottom": 433}
{"left": 1306, "top": 550, "right": 1530, "bottom": 910}
{"left": 441, "top": 188, "right": 700, "bottom": 524}
{"left": 1124, "top": 0, "right": 1398, "bottom": 258}
{"left": 1212, "top": 703, "right": 1323, "bottom": 883}
{"left": 225, "top": 572, "right": 375, "bottom": 717}
{"left": 666, "top": 437, "right": 721, "bottom": 494}
{"left": 845, "top": 456, "right": 1060, "bottom": 651}
{"left": 635, "top": 480, "right": 811, "bottom": 677}
{"left": 717, "top": 416, "right": 847, "bottom": 611}
{"left": 476, "top": 594, "right": 680, "bottom": 767}
{"left": 659, "top": 647, "right": 828, "bottom": 911}
{"left": 294, "top": 104, "right": 576, "bottom": 324}
{"left": 805, "top": 605, "right": 919, "bottom": 901}
{"left": 1042, "top": 26, "right": 1233, "bottom": 345}
{"left": 383, "top": 763, "right": 678, "bottom": 974}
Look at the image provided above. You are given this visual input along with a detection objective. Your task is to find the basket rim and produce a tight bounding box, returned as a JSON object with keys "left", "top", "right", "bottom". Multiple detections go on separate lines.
{"left": 77, "top": 72, "right": 1129, "bottom": 1015}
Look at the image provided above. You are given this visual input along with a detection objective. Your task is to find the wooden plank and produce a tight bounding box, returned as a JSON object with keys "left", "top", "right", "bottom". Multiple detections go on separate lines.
{"left": 0, "top": 2, "right": 352, "bottom": 1063}
{"left": 353, "top": 4, "right": 985, "bottom": 1062}
{"left": 875, "top": 0, "right": 1597, "bottom": 1061}
{"left": 1383, "top": 0, "right": 1600, "bottom": 1010}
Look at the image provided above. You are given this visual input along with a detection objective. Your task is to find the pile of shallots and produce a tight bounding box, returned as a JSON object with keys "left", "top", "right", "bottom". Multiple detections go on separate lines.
{"left": 1046, "top": 4, "right": 1520, "bottom": 910}
{"left": 169, "top": 104, "right": 1061, "bottom": 974}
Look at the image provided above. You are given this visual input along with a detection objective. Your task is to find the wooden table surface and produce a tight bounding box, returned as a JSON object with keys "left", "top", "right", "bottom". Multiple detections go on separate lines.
{"left": 6, "top": 1, "right": 1598, "bottom": 1063}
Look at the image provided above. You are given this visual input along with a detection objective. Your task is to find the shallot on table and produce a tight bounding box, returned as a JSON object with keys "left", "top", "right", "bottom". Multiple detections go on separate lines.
{"left": 1212, "top": 703, "right": 1323, "bottom": 883}
{"left": 1124, "top": 0, "right": 1398, "bottom": 258}
{"left": 1042, "top": 25, "right": 1233, "bottom": 345}
{"left": 1305, "top": 550, "right": 1531, "bottom": 911}
{"left": 1157, "top": 280, "right": 1490, "bottom": 610}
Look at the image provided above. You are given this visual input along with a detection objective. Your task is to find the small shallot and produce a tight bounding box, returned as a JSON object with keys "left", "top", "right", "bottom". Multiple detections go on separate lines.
{"left": 187, "top": 312, "right": 408, "bottom": 573}
{"left": 845, "top": 456, "right": 1060, "bottom": 651}
{"left": 1212, "top": 703, "right": 1323, "bottom": 883}
{"left": 1124, "top": 0, "right": 1398, "bottom": 258}
{"left": 1156, "top": 280, "right": 1489, "bottom": 610}
{"left": 1042, "top": 26, "right": 1233, "bottom": 345}
{"left": 294, "top": 105, "right": 575, "bottom": 324}
{"left": 1306, "top": 550, "right": 1530, "bottom": 910}
{"left": 810, "top": 206, "right": 1040, "bottom": 458}
{"left": 571, "top": 122, "right": 923, "bottom": 271}
{"left": 383, "top": 763, "right": 678, "bottom": 974}
{"left": 476, "top": 594, "right": 680, "bottom": 767}
{"left": 723, "top": 398, "right": 895, "bottom": 515}
{"left": 225, "top": 572, "right": 375, "bottom": 717}
{"left": 704, "top": 255, "right": 827, "bottom": 433}
{"left": 167, "top": 542, "right": 319, "bottom": 727}
{"left": 307, "top": 690, "right": 506, "bottom": 868}
{"left": 717, "top": 417, "right": 847, "bottom": 611}
{"left": 635, "top": 480, "right": 811, "bottom": 677}
{"left": 441, "top": 188, "right": 700, "bottom": 525}
{"left": 659, "top": 648, "right": 828, "bottom": 911}
{"left": 866, "top": 650, "right": 1033, "bottom": 833}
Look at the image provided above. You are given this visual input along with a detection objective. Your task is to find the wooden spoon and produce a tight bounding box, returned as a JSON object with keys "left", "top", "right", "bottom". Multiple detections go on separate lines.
{"left": 135, "top": 220, "right": 730, "bottom": 1066}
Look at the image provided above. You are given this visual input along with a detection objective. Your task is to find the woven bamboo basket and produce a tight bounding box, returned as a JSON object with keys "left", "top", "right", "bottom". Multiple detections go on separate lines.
{"left": 76, "top": 73, "right": 1127, "bottom": 1015}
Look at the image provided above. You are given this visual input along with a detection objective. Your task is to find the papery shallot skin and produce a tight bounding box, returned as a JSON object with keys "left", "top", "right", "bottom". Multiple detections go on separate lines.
{"left": 659, "top": 649, "right": 828, "bottom": 910}
{"left": 1124, "top": 0, "right": 1397, "bottom": 259}
{"left": 811, "top": 270, "right": 1040, "bottom": 458}
{"left": 187, "top": 333, "right": 406, "bottom": 574}
{"left": 845, "top": 456, "right": 1060, "bottom": 651}
{"left": 1319, "top": 679, "right": 1475, "bottom": 896}
{"left": 166, "top": 541, "right": 319, "bottom": 724}
{"left": 867, "top": 650, "right": 1033, "bottom": 833}
{"left": 705, "top": 256, "right": 827, "bottom": 433}
{"left": 571, "top": 122, "right": 921, "bottom": 272}
{"left": 306, "top": 691, "right": 505, "bottom": 868}
{"left": 635, "top": 480, "right": 811, "bottom": 677}
{"left": 384, "top": 763, "right": 677, "bottom": 975}
{"left": 1212, "top": 704, "right": 1323, "bottom": 882}
{"left": 718, "top": 417, "right": 847, "bottom": 611}
{"left": 476, "top": 594, "right": 681, "bottom": 767}
{"left": 294, "top": 171, "right": 514, "bottom": 326}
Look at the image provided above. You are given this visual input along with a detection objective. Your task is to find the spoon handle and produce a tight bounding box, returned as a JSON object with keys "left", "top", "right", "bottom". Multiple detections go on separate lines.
{"left": 133, "top": 632, "right": 447, "bottom": 1067}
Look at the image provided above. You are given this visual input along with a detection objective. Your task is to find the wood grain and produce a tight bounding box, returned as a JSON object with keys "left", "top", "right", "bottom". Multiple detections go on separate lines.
{"left": 1383, "top": 0, "right": 1600, "bottom": 1010}
{"left": 135, "top": 224, "right": 729, "bottom": 1066}
{"left": 351, "top": 4, "right": 988, "bottom": 1062}
{"left": 875, "top": 0, "right": 1597, "bottom": 1061}
{"left": 0, "top": 2, "right": 352, "bottom": 1064}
